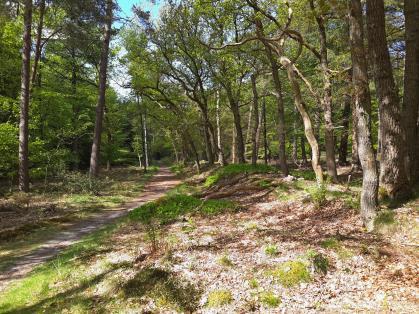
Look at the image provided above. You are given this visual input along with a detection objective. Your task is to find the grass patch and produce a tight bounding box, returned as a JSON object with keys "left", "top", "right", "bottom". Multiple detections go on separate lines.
{"left": 320, "top": 237, "right": 353, "bottom": 260}
{"left": 204, "top": 164, "right": 276, "bottom": 187}
{"left": 264, "top": 244, "right": 279, "bottom": 256}
{"left": 375, "top": 210, "right": 395, "bottom": 226}
{"left": 270, "top": 260, "right": 311, "bottom": 287}
{"left": 218, "top": 254, "right": 234, "bottom": 267}
{"left": 260, "top": 291, "right": 281, "bottom": 307}
{"left": 130, "top": 194, "right": 236, "bottom": 225}
{"left": 290, "top": 169, "right": 316, "bottom": 181}
{"left": 0, "top": 221, "right": 121, "bottom": 313}
{"left": 207, "top": 289, "right": 233, "bottom": 307}
{"left": 169, "top": 163, "right": 185, "bottom": 175}
{"left": 123, "top": 267, "right": 201, "bottom": 312}
{"left": 249, "top": 278, "right": 259, "bottom": 289}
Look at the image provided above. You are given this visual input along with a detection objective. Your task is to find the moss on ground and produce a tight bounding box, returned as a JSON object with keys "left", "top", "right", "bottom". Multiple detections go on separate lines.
{"left": 270, "top": 260, "right": 311, "bottom": 287}
{"left": 207, "top": 289, "right": 233, "bottom": 307}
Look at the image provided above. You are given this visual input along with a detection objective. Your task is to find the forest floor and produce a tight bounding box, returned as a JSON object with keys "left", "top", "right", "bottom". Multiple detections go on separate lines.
{"left": 0, "top": 164, "right": 417, "bottom": 313}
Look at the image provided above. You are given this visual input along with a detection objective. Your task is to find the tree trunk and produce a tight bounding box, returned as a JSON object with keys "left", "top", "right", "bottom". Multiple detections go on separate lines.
{"left": 292, "top": 107, "right": 298, "bottom": 164}
{"left": 265, "top": 49, "right": 288, "bottom": 175}
{"left": 280, "top": 57, "right": 323, "bottom": 184}
{"left": 403, "top": 0, "right": 419, "bottom": 185}
{"left": 31, "top": 0, "right": 45, "bottom": 89}
{"left": 231, "top": 122, "right": 237, "bottom": 164}
{"left": 89, "top": 0, "right": 113, "bottom": 177}
{"left": 351, "top": 98, "right": 361, "bottom": 170}
{"left": 262, "top": 97, "right": 268, "bottom": 165}
{"left": 227, "top": 92, "right": 245, "bottom": 163}
{"left": 18, "top": 0, "right": 32, "bottom": 192}
{"left": 216, "top": 90, "right": 226, "bottom": 165}
{"left": 348, "top": 0, "right": 378, "bottom": 231}
{"left": 366, "top": 0, "right": 410, "bottom": 200}
{"left": 310, "top": 0, "right": 338, "bottom": 181}
{"left": 143, "top": 107, "right": 149, "bottom": 168}
{"left": 245, "top": 100, "right": 253, "bottom": 156}
{"left": 250, "top": 74, "right": 260, "bottom": 165}
{"left": 301, "top": 136, "right": 308, "bottom": 164}
{"left": 339, "top": 94, "right": 351, "bottom": 165}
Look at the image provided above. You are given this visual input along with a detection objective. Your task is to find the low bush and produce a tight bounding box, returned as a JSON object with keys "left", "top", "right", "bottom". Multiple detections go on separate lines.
{"left": 270, "top": 260, "right": 311, "bottom": 287}
{"left": 207, "top": 289, "right": 233, "bottom": 307}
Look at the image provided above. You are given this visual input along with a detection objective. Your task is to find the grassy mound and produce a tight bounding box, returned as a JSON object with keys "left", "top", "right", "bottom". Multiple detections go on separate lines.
{"left": 129, "top": 194, "right": 236, "bottom": 225}
{"left": 204, "top": 164, "right": 276, "bottom": 187}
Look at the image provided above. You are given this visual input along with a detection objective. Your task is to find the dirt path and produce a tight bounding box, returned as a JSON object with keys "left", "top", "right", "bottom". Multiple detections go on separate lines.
{"left": 0, "top": 167, "right": 180, "bottom": 292}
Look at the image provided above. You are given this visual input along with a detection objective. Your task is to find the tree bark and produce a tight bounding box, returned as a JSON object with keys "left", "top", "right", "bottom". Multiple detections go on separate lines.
{"left": 301, "top": 136, "right": 308, "bottom": 164}
{"left": 89, "top": 0, "right": 113, "bottom": 177}
{"left": 339, "top": 94, "right": 351, "bottom": 165}
{"left": 262, "top": 97, "right": 268, "bottom": 165}
{"left": 366, "top": 0, "right": 410, "bottom": 199}
{"left": 403, "top": 0, "right": 419, "bottom": 185}
{"left": 250, "top": 74, "right": 260, "bottom": 165}
{"left": 310, "top": 0, "right": 338, "bottom": 181}
{"left": 348, "top": 0, "right": 378, "bottom": 231}
{"left": 280, "top": 57, "right": 323, "bottom": 184}
{"left": 19, "top": 0, "right": 32, "bottom": 192}
{"left": 216, "top": 90, "right": 226, "bottom": 165}
{"left": 31, "top": 0, "right": 45, "bottom": 89}
{"left": 227, "top": 90, "right": 245, "bottom": 163}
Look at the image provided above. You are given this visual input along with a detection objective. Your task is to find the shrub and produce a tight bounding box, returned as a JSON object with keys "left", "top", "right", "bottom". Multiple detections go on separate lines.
{"left": 271, "top": 260, "right": 311, "bottom": 287}
{"left": 308, "top": 184, "right": 327, "bottom": 208}
{"left": 170, "top": 163, "right": 185, "bottom": 175}
{"left": 204, "top": 164, "right": 276, "bottom": 187}
{"left": 207, "top": 289, "right": 233, "bottom": 307}
{"left": 218, "top": 255, "right": 234, "bottom": 267}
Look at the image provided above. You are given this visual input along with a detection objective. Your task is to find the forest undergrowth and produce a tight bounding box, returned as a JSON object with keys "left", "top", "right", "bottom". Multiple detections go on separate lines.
{"left": 0, "top": 164, "right": 417, "bottom": 313}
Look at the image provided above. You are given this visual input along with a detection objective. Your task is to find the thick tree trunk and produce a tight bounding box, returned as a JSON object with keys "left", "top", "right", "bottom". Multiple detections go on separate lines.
{"left": 216, "top": 90, "right": 226, "bottom": 165}
{"left": 280, "top": 57, "right": 323, "bottom": 184}
{"left": 250, "top": 74, "right": 260, "bottom": 165}
{"left": 348, "top": 0, "right": 378, "bottom": 231}
{"left": 310, "top": 0, "right": 338, "bottom": 181}
{"left": 31, "top": 0, "right": 45, "bottom": 88}
{"left": 339, "top": 94, "right": 351, "bottom": 165}
{"left": 403, "top": 0, "right": 419, "bottom": 185}
{"left": 89, "top": 0, "right": 113, "bottom": 177}
{"left": 366, "top": 0, "right": 410, "bottom": 199}
{"left": 351, "top": 99, "right": 361, "bottom": 170}
{"left": 19, "top": 0, "right": 32, "bottom": 192}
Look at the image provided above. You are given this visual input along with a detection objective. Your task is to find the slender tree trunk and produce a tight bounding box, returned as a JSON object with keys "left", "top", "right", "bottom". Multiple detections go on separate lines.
{"left": 231, "top": 122, "right": 237, "bottom": 164}
{"left": 250, "top": 74, "right": 260, "bottom": 165}
{"left": 339, "top": 94, "right": 351, "bottom": 165}
{"left": 403, "top": 0, "right": 419, "bottom": 185}
{"left": 216, "top": 90, "right": 226, "bottom": 165}
{"left": 366, "top": 0, "right": 410, "bottom": 199}
{"left": 245, "top": 101, "right": 253, "bottom": 156}
{"left": 31, "top": 0, "right": 45, "bottom": 89}
{"left": 227, "top": 92, "right": 245, "bottom": 163}
{"left": 143, "top": 108, "right": 149, "bottom": 168}
{"left": 351, "top": 98, "right": 361, "bottom": 170}
{"left": 19, "top": 0, "right": 32, "bottom": 192}
{"left": 301, "top": 136, "right": 308, "bottom": 164}
{"left": 265, "top": 50, "right": 288, "bottom": 175}
{"left": 292, "top": 107, "right": 298, "bottom": 164}
{"left": 348, "top": 0, "right": 378, "bottom": 231}
{"left": 280, "top": 57, "right": 323, "bottom": 184}
{"left": 89, "top": 0, "right": 112, "bottom": 177}
{"left": 262, "top": 97, "right": 268, "bottom": 165}
{"left": 310, "top": 0, "right": 338, "bottom": 181}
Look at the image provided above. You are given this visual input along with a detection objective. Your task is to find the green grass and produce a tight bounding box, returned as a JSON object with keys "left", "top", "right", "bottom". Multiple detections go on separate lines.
{"left": 264, "top": 244, "right": 279, "bottom": 256}
{"left": 204, "top": 164, "right": 276, "bottom": 187}
{"left": 207, "top": 289, "right": 233, "bottom": 307}
{"left": 270, "top": 260, "right": 311, "bottom": 287}
{"left": 320, "top": 237, "right": 353, "bottom": 259}
{"left": 0, "top": 222, "right": 121, "bottom": 313}
{"left": 290, "top": 169, "right": 316, "bottom": 181}
{"left": 260, "top": 291, "right": 281, "bottom": 307}
{"left": 169, "top": 163, "right": 185, "bottom": 175}
{"left": 129, "top": 194, "right": 236, "bottom": 225}
{"left": 375, "top": 210, "right": 395, "bottom": 226}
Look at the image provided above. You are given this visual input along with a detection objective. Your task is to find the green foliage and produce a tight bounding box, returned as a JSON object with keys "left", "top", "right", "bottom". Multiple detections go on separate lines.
{"left": 204, "top": 164, "right": 276, "bottom": 187}
{"left": 0, "top": 123, "right": 18, "bottom": 178}
{"left": 290, "top": 169, "right": 317, "bottom": 181}
{"left": 130, "top": 194, "right": 236, "bottom": 225}
{"left": 218, "top": 254, "right": 234, "bottom": 267}
{"left": 264, "top": 244, "right": 279, "bottom": 256}
{"left": 207, "top": 289, "right": 233, "bottom": 307}
{"left": 308, "top": 184, "right": 327, "bottom": 208}
{"left": 375, "top": 210, "right": 395, "bottom": 226}
{"left": 248, "top": 278, "right": 259, "bottom": 289}
{"left": 320, "top": 237, "right": 353, "bottom": 259}
{"left": 270, "top": 260, "right": 311, "bottom": 287}
{"left": 170, "top": 163, "right": 185, "bottom": 175}
{"left": 306, "top": 250, "right": 329, "bottom": 274}
{"left": 260, "top": 291, "right": 281, "bottom": 307}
